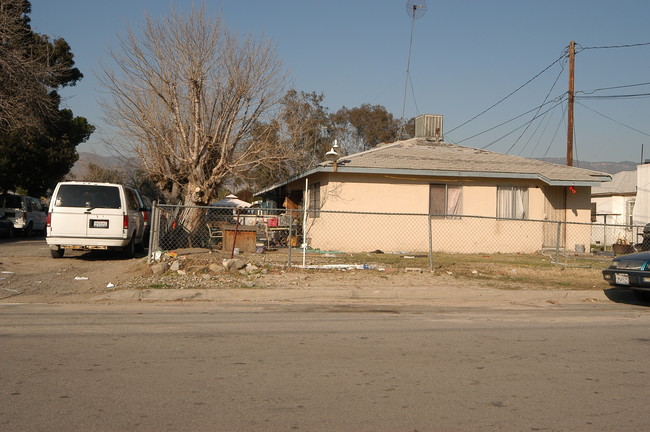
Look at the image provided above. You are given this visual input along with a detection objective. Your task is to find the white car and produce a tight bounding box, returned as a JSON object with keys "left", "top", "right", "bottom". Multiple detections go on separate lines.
{"left": 46, "top": 182, "right": 146, "bottom": 258}
{"left": 0, "top": 193, "right": 47, "bottom": 236}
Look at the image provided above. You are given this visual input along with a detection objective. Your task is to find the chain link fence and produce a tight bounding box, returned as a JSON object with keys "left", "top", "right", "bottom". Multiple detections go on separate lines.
{"left": 148, "top": 203, "right": 647, "bottom": 270}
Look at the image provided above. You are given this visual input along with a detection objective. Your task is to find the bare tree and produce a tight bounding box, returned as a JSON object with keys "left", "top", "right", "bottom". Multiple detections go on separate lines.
{"left": 99, "top": 5, "right": 289, "bottom": 212}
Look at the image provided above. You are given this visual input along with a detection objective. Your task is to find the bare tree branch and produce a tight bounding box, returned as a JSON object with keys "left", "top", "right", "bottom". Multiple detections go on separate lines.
{"left": 100, "top": 4, "right": 289, "bottom": 213}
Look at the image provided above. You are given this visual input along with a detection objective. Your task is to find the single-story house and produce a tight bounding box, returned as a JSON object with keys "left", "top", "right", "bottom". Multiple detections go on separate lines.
{"left": 257, "top": 115, "right": 611, "bottom": 254}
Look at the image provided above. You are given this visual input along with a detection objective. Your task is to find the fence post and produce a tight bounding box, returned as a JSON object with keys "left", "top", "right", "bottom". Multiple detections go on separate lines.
{"left": 555, "top": 221, "right": 562, "bottom": 265}
{"left": 148, "top": 201, "right": 159, "bottom": 264}
{"left": 428, "top": 215, "right": 433, "bottom": 271}
{"left": 287, "top": 210, "right": 293, "bottom": 268}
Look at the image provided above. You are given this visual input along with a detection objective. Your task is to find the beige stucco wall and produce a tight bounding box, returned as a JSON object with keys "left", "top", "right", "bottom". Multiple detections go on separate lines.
{"left": 284, "top": 173, "right": 594, "bottom": 253}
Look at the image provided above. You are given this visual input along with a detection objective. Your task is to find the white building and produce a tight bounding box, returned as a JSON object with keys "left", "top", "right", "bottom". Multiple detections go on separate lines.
{"left": 591, "top": 166, "right": 649, "bottom": 248}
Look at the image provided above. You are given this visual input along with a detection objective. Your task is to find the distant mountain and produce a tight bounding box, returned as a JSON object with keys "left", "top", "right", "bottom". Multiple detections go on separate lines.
{"left": 536, "top": 158, "right": 638, "bottom": 175}
{"left": 69, "top": 152, "right": 124, "bottom": 180}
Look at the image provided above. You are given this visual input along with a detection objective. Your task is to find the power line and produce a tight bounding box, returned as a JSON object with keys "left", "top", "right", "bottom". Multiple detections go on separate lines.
{"left": 480, "top": 99, "right": 566, "bottom": 150}
{"left": 541, "top": 101, "right": 567, "bottom": 158}
{"left": 526, "top": 102, "right": 558, "bottom": 157}
{"left": 577, "top": 93, "right": 650, "bottom": 100}
{"left": 576, "top": 42, "right": 650, "bottom": 51}
{"left": 456, "top": 97, "right": 563, "bottom": 145}
{"left": 577, "top": 81, "right": 650, "bottom": 95}
{"left": 506, "top": 63, "right": 566, "bottom": 155}
{"left": 447, "top": 52, "right": 566, "bottom": 135}
{"left": 576, "top": 100, "right": 650, "bottom": 137}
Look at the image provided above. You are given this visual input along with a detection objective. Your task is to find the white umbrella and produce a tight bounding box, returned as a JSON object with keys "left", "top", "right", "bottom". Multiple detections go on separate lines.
{"left": 210, "top": 194, "right": 251, "bottom": 208}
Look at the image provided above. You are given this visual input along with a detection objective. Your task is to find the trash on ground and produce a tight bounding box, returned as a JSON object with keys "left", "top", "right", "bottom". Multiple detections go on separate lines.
{"left": 74, "top": 276, "right": 88, "bottom": 280}
{"left": 405, "top": 268, "right": 423, "bottom": 273}
{"left": 295, "top": 264, "right": 377, "bottom": 270}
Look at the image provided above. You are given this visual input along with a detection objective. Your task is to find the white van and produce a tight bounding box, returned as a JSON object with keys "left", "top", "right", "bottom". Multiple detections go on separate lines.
{"left": 46, "top": 182, "right": 146, "bottom": 258}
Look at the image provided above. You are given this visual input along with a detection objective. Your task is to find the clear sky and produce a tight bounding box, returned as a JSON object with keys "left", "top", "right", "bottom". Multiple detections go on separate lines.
{"left": 28, "top": 0, "right": 650, "bottom": 163}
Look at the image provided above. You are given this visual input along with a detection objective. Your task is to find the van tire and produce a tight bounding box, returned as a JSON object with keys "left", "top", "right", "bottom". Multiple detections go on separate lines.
{"left": 135, "top": 235, "right": 145, "bottom": 253}
{"left": 122, "top": 236, "right": 135, "bottom": 258}
{"left": 23, "top": 223, "right": 33, "bottom": 237}
{"left": 50, "top": 247, "right": 64, "bottom": 258}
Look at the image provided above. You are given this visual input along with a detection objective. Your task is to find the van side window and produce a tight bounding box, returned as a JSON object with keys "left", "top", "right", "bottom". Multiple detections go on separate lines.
{"left": 126, "top": 189, "right": 139, "bottom": 210}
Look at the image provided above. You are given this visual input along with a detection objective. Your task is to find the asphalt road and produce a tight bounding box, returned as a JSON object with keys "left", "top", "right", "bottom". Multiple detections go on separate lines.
{"left": 2, "top": 302, "right": 650, "bottom": 431}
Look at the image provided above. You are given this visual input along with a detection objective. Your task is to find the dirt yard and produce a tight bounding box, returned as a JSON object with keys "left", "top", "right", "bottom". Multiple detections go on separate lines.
{"left": 0, "top": 237, "right": 614, "bottom": 304}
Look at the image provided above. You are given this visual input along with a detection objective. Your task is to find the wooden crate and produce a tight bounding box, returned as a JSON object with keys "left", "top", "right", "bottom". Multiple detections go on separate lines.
{"left": 223, "top": 226, "right": 257, "bottom": 253}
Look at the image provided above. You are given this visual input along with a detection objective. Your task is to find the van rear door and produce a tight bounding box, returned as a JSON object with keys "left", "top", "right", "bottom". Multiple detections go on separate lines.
{"left": 50, "top": 184, "right": 125, "bottom": 239}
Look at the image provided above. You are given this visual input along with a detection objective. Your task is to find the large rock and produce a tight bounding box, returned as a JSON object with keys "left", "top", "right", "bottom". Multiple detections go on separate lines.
{"left": 151, "top": 262, "right": 169, "bottom": 275}
{"left": 209, "top": 264, "right": 225, "bottom": 273}
{"left": 222, "top": 258, "right": 246, "bottom": 272}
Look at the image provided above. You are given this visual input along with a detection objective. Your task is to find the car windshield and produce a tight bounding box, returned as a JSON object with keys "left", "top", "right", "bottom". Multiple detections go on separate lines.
{"left": 54, "top": 185, "right": 121, "bottom": 209}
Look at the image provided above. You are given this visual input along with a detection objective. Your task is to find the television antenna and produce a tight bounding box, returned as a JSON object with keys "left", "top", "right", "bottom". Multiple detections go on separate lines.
{"left": 400, "top": 0, "right": 427, "bottom": 137}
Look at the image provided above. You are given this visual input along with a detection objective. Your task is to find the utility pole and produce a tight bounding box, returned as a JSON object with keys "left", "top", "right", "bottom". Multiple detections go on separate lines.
{"left": 567, "top": 41, "right": 575, "bottom": 166}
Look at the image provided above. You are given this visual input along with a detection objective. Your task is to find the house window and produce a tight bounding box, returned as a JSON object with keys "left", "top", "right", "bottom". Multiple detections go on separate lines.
{"left": 429, "top": 184, "right": 462, "bottom": 217}
{"left": 309, "top": 182, "right": 321, "bottom": 218}
{"left": 626, "top": 199, "right": 635, "bottom": 227}
{"left": 497, "top": 186, "right": 528, "bottom": 219}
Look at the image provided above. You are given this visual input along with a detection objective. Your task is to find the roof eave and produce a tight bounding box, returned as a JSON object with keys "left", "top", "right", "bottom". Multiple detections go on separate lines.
{"left": 255, "top": 165, "right": 610, "bottom": 196}
{"left": 334, "top": 166, "right": 610, "bottom": 186}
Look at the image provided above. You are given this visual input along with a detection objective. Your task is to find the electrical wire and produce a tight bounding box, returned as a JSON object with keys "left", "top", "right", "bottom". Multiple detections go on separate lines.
{"left": 541, "top": 100, "right": 567, "bottom": 158}
{"left": 447, "top": 41, "right": 650, "bottom": 153}
{"left": 506, "top": 63, "right": 566, "bottom": 155}
{"left": 576, "top": 100, "right": 650, "bottom": 137}
{"left": 526, "top": 102, "right": 557, "bottom": 157}
{"left": 576, "top": 42, "right": 650, "bottom": 52}
{"left": 455, "top": 97, "right": 562, "bottom": 145}
{"left": 447, "top": 51, "right": 567, "bottom": 135}
{"left": 577, "top": 93, "right": 650, "bottom": 100}
{"left": 480, "top": 99, "right": 566, "bottom": 150}
{"left": 577, "top": 82, "right": 650, "bottom": 95}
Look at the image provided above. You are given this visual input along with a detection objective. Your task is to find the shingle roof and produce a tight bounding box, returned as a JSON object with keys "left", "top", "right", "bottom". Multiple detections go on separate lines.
{"left": 333, "top": 138, "right": 610, "bottom": 185}
{"left": 256, "top": 138, "right": 611, "bottom": 195}
{"left": 591, "top": 170, "right": 636, "bottom": 195}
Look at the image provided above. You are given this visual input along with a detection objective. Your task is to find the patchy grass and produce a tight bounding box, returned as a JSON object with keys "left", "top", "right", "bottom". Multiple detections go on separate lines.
{"left": 279, "top": 250, "right": 611, "bottom": 291}
{"left": 158, "top": 248, "right": 613, "bottom": 291}
{"left": 147, "top": 283, "right": 172, "bottom": 289}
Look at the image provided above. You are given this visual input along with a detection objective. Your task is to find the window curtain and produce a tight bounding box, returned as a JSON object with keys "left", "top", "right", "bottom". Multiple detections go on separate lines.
{"left": 497, "top": 186, "right": 528, "bottom": 219}
{"left": 497, "top": 187, "right": 512, "bottom": 218}
{"left": 430, "top": 184, "right": 462, "bottom": 217}
{"left": 447, "top": 186, "right": 462, "bottom": 216}
{"left": 513, "top": 187, "right": 528, "bottom": 219}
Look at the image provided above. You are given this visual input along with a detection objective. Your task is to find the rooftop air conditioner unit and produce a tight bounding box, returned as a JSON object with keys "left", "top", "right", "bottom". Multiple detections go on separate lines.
{"left": 415, "top": 114, "right": 443, "bottom": 141}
